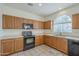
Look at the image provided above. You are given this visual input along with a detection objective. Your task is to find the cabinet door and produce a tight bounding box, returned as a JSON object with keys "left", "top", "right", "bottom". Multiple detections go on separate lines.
{"left": 35, "top": 36, "right": 44, "bottom": 46}
{"left": 72, "top": 14, "right": 79, "bottom": 29}
{"left": 44, "top": 35, "right": 50, "bottom": 45}
{"left": 28, "top": 19, "right": 33, "bottom": 24}
{"left": 38, "top": 21, "right": 44, "bottom": 29}
{"left": 60, "top": 38, "right": 68, "bottom": 54}
{"left": 33, "top": 20, "right": 44, "bottom": 29}
{"left": 14, "top": 17, "right": 23, "bottom": 29}
{"left": 15, "top": 37, "right": 23, "bottom": 52}
{"left": 3, "top": 15, "right": 14, "bottom": 29}
{"left": 1, "top": 39, "right": 14, "bottom": 56}
{"left": 51, "top": 36, "right": 57, "bottom": 48}
{"left": 56, "top": 37, "right": 68, "bottom": 54}
{"left": 33, "top": 20, "right": 39, "bottom": 29}
{"left": 23, "top": 18, "right": 28, "bottom": 23}
{"left": 44, "top": 20, "right": 51, "bottom": 29}
{"left": 24, "top": 19, "right": 33, "bottom": 24}
{"left": 56, "top": 38, "right": 62, "bottom": 51}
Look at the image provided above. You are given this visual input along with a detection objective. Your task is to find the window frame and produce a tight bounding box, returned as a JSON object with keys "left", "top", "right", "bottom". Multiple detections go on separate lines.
{"left": 54, "top": 15, "right": 72, "bottom": 33}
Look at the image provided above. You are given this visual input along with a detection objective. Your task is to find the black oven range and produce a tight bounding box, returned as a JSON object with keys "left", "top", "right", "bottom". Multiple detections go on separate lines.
{"left": 22, "top": 31, "right": 35, "bottom": 50}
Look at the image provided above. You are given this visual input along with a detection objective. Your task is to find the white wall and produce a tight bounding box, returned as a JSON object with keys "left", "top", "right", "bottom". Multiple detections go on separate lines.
{"left": 44, "top": 4, "right": 79, "bottom": 36}
{"left": 0, "top": 4, "right": 3, "bottom": 29}
{"left": 3, "top": 6, "right": 44, "bottom": 21}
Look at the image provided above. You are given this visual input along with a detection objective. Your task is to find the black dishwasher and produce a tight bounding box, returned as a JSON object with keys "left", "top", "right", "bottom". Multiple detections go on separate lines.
{"left": 68, "top": 39, "right": 79, "bottom": 56}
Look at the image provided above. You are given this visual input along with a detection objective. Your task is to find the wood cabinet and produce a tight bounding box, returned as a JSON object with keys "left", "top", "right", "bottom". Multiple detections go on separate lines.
{"left": 33, "top": 20, "right": 44, "bottom": 29}
{"left": 0, "top": 37, "right": 24, "bottom": 56}
{"left": 14, "top": 37, "right": 23, "bottom": 52}
{"left": 1, "top": 39, "right": 15, "bottom": 56}
{"left": 44, "top": 36, "right": 57, "bottom": 48}
{"left": 3, "top": 15, "right": 23, "bottom": 29}
{"left": 72, "top": 14, "right": 79, "bottom": 29}
{"left": 57, "top": 37, "right": 68, "bottom": 54}
{"left": 44, "top": 20, "right": 51, "bottom": 29}
{"left": 61, "top": 39, "right": 68, "bottom": 54}
{"left": 14, "top": 17, "right": 23, "bottom": 29}
{"left": 38, "top": 21, "right": 44, "bottom": 29}
{"left": 50, "top": 36, "right": 57, "bottom": 48}
{"left": 3, "top": 15, "right": 15, "bottom": 29}
{"left": 44, "top": 35, "right": 49, "bottom": 45}
{"left": 3, "top": 15, "right": 44, "bottom": 29}
{"left": 44, "top": 35, "right": 52, "bottom": 46}
{"left": 44, "top": 35, "right": 68, "bottom": 54}
{"left": 35, "top": 36, "right": 44, "bottom": 46}
{"left": 32, "top": 20, "right": 39, "bottom": 29}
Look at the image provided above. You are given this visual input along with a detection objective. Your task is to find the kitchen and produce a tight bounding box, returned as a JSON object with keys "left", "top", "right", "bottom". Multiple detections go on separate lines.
{"left": 0, "top": 3, "right": 79, "bottom": 56}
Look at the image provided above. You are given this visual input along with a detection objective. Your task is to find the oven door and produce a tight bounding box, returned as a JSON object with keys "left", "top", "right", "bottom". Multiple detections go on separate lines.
{"left": 26, "top": 38, "right": 34, "bottom": 44}
{"left": 24, "top": 37, "right": 35, "bottom": 50}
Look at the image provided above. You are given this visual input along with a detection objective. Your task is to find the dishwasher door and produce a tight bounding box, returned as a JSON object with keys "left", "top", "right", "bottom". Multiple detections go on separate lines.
{"left": 68, "top": 40, "right": 79, "bottom": 56}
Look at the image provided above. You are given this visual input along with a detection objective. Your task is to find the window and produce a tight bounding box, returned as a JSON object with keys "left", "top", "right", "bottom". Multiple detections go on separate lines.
{"left": 54, "top": 15, "right": 72, "bottom": 33}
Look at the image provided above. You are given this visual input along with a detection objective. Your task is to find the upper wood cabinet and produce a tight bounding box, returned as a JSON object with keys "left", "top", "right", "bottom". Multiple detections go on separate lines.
{"left": 44, "top": 20, "right": 52, "bottom": 29}
{"left": 33, "top": 20, "right": 44, "bottom": 29}
{"left": 3, "top": 15, "right": 24, "bottom": 29}
{"left": 14, "top": 17, "right": 23, "bottom": 29}
{"left": 3, "top": 15, "right": 15, "bottom": 29}
{"left": 38, "top": 21, "right": 44, "bottom": 29}
{"left": 72, "top": 14, "right": 79, "bottom": 29}
{"left": 35, "top": 35, "right": 44, "bottom": 46}
{"left": 3, "top": 15, "right": 44, "bottom": 29}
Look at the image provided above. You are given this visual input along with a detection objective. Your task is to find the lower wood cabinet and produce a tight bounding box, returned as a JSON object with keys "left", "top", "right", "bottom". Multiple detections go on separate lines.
{"left": 0, "top": 35, "right": 68, "bottom": 55}
{"left": 35, "top": 36, "right": 44, "bottom": 46}
{"left": 56, "top": 37, "right": 68, "bottom": 54}
{"left": 44, "top": 36, "right": 57, "bottom": 48}
{"left": 1, "top": 39, "right": 15, "bottom": 56}
{"left": 44, "top": 35, "right": 68, "bottom": 54}
{"left": 0, "top": 37, "right": 24, "bottom": 56}
{"left": 14, "top": 38, "right": 23, "bottom": 52}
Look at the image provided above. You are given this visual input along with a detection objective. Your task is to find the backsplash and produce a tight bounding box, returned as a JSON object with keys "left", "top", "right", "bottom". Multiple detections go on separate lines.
{"left": 1, "top": 29, "right": 79, "bottom": 37}
{"left": 44, "top": 29, "right": 79, "bottom": 37}
{"left": 1, "top": 29, "right": 44, "bottom": 36}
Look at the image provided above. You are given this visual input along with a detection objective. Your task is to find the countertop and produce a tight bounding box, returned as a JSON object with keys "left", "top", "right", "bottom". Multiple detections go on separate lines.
{"left": 0, "top": 34, "right": 79, "bottom": 41}
{"left": 45, "top": 34, "right": 79, "bottom": 41}
{"left": 0, "top": 35, "right": 24, "bottom": 40}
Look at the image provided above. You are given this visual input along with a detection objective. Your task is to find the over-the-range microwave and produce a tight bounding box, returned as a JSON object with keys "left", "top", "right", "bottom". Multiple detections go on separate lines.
{"left": 23, "top": 23, "right": 33, "bottom": 29}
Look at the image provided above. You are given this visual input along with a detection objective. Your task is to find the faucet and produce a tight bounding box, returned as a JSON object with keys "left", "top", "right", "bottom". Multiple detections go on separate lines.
{"left": 58, "top": 32, "right": 62, "bottom": 36}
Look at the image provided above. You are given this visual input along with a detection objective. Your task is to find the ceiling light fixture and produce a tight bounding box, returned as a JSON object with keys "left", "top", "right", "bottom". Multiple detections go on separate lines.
{"left": 38, "top": 3, "right": 42, "bottom": 6}
{"left": 59, "top": 8, "right": 62, "bottom": 10}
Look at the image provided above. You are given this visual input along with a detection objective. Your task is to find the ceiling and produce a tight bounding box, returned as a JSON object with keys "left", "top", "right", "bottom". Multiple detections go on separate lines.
{"left": 4, "top": 3, "right": 75, "bottom": 17}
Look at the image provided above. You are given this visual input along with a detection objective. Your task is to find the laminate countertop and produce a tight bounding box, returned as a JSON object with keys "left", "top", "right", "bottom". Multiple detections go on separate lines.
{"left": 45, "top": 34, "right": 79, "bottom": 41}
{"left": 0, "top": 34, "right": 79, "bottom": 41}
{"left": 0, "top": 34, "right": 44, "bottom": 40}
{"left": 0, "top": 35, "right": 24, "bottom": 40}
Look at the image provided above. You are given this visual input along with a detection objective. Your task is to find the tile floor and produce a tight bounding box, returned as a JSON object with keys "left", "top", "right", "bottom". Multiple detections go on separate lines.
{"left": 10, "top": 45, "right": 67, "bottom": 56}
